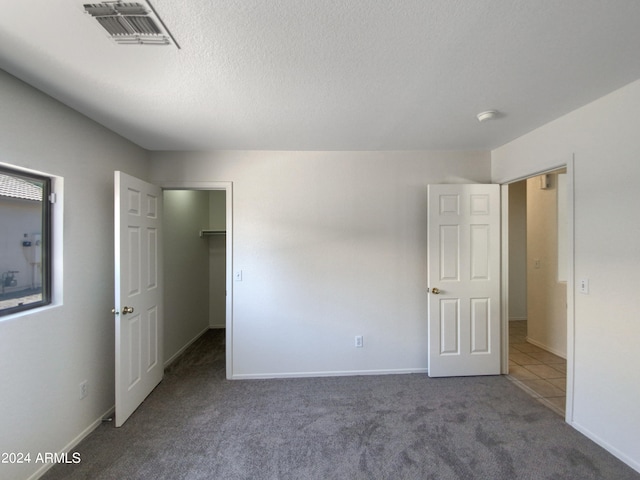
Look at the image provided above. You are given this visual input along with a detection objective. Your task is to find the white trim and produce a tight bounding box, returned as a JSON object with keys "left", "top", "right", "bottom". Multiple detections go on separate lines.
{"left": 160, "top": 181, "right": 231, "bottom": 190}
{"left": 27, "top": 405, "right": 114, "bottom": 480}
{"left": 164, "top": 325, "right": 210, "bottom": 368}
{"left": 571, "top": 421, "right": 640, "bottom": 474}
{"left": 565, "top": 156, "right": 575, "bottom": 424}
{"left": 159, "top": 181, "right": 234, "bottom": 380}
{"left": 231, "top": 368, "right": 429, "bottom": 380}
{"left": 494, "top": 161, "right": 570, "bottom": 185}
{"left": 525, "top": 336, "right": 567, "bottom": 359}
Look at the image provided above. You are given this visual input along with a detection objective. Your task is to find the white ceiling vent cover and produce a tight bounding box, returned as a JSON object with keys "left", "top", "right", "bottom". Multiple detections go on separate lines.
{"left": 84, "top": 1, "right": 179, "bottom": 47}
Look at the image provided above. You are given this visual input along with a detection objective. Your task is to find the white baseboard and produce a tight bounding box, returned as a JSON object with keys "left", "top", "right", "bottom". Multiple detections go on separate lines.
{"left": 231, "top": 367, "right": 429, "bottom": 380}
{"left": 29, "top": 405, "right": 115, "bottom": 480}
{"left": 525, "top": 336, "right": 567, "bottom": 359}
{"left": 164, "top": 326, "right": 210, "bottom": 368}
{"left": 570, "top": 421, "right": 640, "bottom": 474}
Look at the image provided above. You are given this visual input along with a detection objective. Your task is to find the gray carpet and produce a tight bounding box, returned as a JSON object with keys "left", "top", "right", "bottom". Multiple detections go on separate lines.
{"left": 42, "top": 330, "right": 639, "bottom": 480}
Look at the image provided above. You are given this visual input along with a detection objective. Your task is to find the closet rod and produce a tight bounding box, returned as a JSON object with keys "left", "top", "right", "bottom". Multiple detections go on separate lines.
{"left": 199, "top": 230, "right": 226, "bottom": 237}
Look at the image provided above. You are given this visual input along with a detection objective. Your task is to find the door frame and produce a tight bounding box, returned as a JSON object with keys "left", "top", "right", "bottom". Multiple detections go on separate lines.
{"left": 160, "top": 181, "right": 233, "bottom": 379}
{"left": 499, "top": 157, "right": 575, "bottom": 422}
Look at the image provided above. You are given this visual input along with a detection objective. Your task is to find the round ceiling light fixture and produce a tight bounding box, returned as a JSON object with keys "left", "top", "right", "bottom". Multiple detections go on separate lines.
{"left": 476, "top": 110, "right": 499, "bottom": 122}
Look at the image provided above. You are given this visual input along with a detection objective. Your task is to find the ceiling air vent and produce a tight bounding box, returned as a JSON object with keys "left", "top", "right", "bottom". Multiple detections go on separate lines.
{"left": 84, "top": 1, "right": 179, "bottom": 47}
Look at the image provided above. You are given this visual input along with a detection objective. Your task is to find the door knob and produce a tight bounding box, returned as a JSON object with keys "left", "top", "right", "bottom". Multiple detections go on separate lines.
{"left": 430, "top": 287, "right": 441, "bottom": 295}
{"left": 122, "top": 306, "right": 135, "bottom": 314}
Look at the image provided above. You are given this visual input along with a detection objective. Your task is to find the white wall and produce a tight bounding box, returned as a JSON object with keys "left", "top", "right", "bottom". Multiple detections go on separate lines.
{"left": 150, "top": 150, "right": 491, "bottom": 378}
{"left": 163, "top": 190, "right": 211, "bottom": 363}
{"left": 0, "top": 69, "right": 150, "bottom": 480}
{"left": 492, "top": 79, "right": 640, "bottom": 472}
{"left": 209, "top": 190, "right": 226, "bottom": 231}
{"left": 526, "top": 174, "right": 566, "bottom": 357}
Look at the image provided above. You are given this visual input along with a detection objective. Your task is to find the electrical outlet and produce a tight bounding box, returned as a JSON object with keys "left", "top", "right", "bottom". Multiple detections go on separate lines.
{"left": 355, "top": 335, "right": 363, "bottom": 348}
{"left": 79, "top": 380, "right": 88, "bottom": 400}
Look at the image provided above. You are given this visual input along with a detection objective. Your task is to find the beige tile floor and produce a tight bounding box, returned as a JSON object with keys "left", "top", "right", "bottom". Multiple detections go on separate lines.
{"left": 508, "top": 320, "right": 566, "bottom": 416}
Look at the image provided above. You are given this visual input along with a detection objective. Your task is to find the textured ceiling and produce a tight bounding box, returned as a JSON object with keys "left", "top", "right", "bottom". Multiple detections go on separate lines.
{"left": 1, "top": 0, "right": 640, "bottom": 151}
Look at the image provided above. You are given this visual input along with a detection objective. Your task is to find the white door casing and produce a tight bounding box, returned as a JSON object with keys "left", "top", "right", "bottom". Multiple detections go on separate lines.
{"left": 427, "top": 184, "right": 501, "bottom": 377}
{"left": 159, "top": 181, "right": 233, "bottom": 379}
{"left": 114, "top": 171, "right": 164, "bottom": 427}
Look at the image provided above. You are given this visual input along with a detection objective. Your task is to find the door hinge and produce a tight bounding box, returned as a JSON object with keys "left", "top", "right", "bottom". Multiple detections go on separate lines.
{"left": 49, "top": 192, "right": 57, "bottom": 204}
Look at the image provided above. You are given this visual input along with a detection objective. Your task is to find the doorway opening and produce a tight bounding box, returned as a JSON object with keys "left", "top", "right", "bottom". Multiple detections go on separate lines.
{"left": 504, "top": 168, "right": 570, "bottom": 416}
{"left": 161, "top": 182, "right": 233, "bottom": 379}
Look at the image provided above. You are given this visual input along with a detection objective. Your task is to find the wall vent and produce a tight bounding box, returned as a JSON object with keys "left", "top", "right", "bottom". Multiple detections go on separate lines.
{"left": 84, "top": 1, "right": 179, "bottom": 47}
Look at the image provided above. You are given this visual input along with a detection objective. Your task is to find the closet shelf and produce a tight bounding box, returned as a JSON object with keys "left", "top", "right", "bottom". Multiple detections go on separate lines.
{"left": 200, "top": 230, "right": 226, "bottom": 237}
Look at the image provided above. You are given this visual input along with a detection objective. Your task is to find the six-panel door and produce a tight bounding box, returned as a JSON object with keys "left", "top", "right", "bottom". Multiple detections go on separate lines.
{"left": 427, "top": 184, "right": 500, "bottom": 377}
{"left": 114, "top": 171, "right": 164, "bottom": 427}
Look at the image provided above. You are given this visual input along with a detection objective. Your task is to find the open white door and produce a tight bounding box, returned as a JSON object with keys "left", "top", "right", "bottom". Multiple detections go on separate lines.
{"left": 427, "top": 184, "right": 500, "bottom": 377}
{"left": 114, "top": 171, "right": 163, "bottom": 427}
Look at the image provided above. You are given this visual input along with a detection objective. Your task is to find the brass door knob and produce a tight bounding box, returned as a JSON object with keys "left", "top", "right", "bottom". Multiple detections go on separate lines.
{"left": 122, "top": 306, "right": 135, "bottom": 314}
{"left": 431, "top": 287, "right": 441, "bottom": 295}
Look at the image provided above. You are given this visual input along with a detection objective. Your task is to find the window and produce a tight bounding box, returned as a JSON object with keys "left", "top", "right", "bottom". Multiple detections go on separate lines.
{"left": 0, "top": 166, "right": 52, "bottom": 316}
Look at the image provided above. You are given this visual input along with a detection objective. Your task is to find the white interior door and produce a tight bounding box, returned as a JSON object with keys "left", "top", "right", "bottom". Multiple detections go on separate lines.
{"left": 114, "top": 171, "right": 163, "bottom": 427}
{"left": 427, "top": 184, "right": 501, "bottom": 377}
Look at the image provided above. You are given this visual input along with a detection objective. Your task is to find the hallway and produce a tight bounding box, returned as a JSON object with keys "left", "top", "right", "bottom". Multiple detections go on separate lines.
{"left": 507, "top": 320, "right": 566, "bottom": 415}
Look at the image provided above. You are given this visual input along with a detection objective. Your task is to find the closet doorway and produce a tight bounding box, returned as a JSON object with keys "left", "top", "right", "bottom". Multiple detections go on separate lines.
{"left": 162, "top": 183, "right": 233, "bottom": 378}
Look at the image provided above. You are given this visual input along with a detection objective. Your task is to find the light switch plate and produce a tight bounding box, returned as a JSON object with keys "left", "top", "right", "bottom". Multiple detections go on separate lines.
{"left": 579, "top": 278, "right": 589, "bottom": 294}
